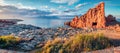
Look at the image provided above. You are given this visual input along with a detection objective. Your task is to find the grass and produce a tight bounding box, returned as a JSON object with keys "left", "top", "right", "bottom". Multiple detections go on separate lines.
{"left": 36, "top": 33, "right": 112, "bottom": 53}
{"left": 0, "top": 35, "right": 21, "bottom": 48}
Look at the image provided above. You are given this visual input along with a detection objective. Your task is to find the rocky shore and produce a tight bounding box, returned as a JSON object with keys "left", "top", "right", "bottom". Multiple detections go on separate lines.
{"left": 0, "top": 23, "right": 99, "bottom": 51}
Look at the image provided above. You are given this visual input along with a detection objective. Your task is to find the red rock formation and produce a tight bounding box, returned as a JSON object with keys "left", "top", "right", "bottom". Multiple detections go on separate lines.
{"left": 66, "top": 2, "right": 106, "bottom": 28}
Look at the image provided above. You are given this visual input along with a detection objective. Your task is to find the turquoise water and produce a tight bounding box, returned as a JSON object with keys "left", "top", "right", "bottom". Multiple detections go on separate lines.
{"left": 18, "top": 18, "right": 71, "bottom": 28}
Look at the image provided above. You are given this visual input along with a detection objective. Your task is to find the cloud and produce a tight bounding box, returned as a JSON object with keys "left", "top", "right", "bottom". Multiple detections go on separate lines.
{"left": 0, "top": 0, "right": 4, "bottom": 3}
{"left": 40, "top": 5, "right": 68, "bottom": 16}
{"left": 0, "top": 0, "right": 7, "bottom": 6}
{"left": 40, "top": 5, "right": 59, "bottom": 14}
{"left": 14, "top": 3, "right": 36, "bottom": 10}
{"left": 68, "top": 0, "right": 78, "bottom": 5}
{"left": 51, "top": 0, "right": 78, "bottom": 5}
{"left": 40, "top": 5, "right": 48, "bottom": 9}
{"left": 63, "top": 9, "right": 77, "bottom": 13}
{"left": 0, "top": 0, "right": 36, "bottom": 10}
{"left": 40, "top": 5, "right": 51, "bottom": 12}
{"left": 0, "top": 2, "right": 61, "bottom": 19}
{"left": 0, "top": 0, "right": 79, "bottom": 19}
{"left": 39, "top": 2, "right": 87, "bottom": 17}
{"left": 59, "top": 3, "right": 89, "bottom": 16}
{"left": 58, "top": 5, "right": 66, "bottom": 9}
{"left": 49, "top": 8, "right": 57, "bottom": 12}
{"left": 51, "top": 0, "right": 68, "bottom": 3}
{"left": 0, "top": 3, "right": 52, "bottom": 19}
{"left": 39, "top": 5, "right": 81, "bottom": 17}
{"left": 63, "top": 3, "right": 88, "bottom": 12}
{"left": 75, "top": 3, "right": 88, "bottom": 9}
{"left": 40, "top": 5, "right": 81, "bottom": 16}
{"left": 0, "top": 1, "right": 48, "bottom": 18}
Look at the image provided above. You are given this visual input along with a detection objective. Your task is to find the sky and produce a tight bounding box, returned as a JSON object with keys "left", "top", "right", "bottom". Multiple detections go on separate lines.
{"left": 0, "top": 0, "right": 120, "bottom": 19}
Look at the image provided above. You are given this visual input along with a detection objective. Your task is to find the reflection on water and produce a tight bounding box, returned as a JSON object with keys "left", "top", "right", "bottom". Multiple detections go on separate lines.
{"left": 18, "top": 18, "right": 71, "bottom": 28}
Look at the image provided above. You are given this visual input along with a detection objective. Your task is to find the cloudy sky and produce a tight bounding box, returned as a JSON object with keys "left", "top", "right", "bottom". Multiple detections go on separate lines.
{"left": 0, "top": 0, "right": 120, "bottom": 19}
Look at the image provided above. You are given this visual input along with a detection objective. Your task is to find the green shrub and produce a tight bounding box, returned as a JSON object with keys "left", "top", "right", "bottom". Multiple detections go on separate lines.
{"left": 0, "top": 35, "right": 21, "bottom": 48}
{"left": 36, "top": 33, "right": 112, "bottom": 53}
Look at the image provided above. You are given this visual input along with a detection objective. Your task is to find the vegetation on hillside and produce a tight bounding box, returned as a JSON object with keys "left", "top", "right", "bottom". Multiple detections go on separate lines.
{"left": 0, "top": 35, "right": 21, "bottom": 48}
{"left": 36, "top": 33, "right": 112, "bottom": 53}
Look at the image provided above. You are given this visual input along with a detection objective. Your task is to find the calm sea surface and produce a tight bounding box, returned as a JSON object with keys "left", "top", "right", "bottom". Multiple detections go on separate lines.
{"left": 18, "top": 18, "right": 71, "bottom": 28}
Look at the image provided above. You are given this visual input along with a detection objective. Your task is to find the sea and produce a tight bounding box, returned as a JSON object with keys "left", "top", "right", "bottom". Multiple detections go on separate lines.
{"left": 18, "top": 17, "right": 72, "bottom": 28}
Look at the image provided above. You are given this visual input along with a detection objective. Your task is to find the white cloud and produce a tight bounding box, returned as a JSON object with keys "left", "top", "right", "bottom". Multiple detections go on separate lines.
{"left": 51, "top": 0, "right": 78, "bottom": 5}
{"left": 49, "top": 8, "right": 59, "bottom": 13}
{"left": 58, "top": 5, "right": 66, "bottom": 9}
{"left": 51, "top": 0, "right": 68, "bottom": 3}
{"left": 0, "top": 0, "right": 4, "bottom": 3}
{"left": 0, "top": 0, "right": 36, "bottom": 10}
{"left": 0, "top": 0, "right": 81, "bottom": 19}
{"left": 39, "top": 5, "right": 80, "bottom": 16}
{"left": 75, "top": 3, "right": 88, "bottom": 9}
{"left": 0, "top": 5, "right": 53, "bottom": 19}
{"left": 0, "top": 0, "right": 8, "bottom": 6}
{"left": 14, "top": 3, "right": 36, "bottom": 10}
{"left": 40, "top": 5, "right": 49, "bottom": 11}
{"left": 39, "top": 5, "right": 58, "bottom": 13}
{"left": 40, "top": 5, "right": 48, "bottom": 9}
{"left": 39, "top": 5, "right": 60, "bottom": 14}
{"left": 68, "top": 0, "right": 78, "bottom": 5}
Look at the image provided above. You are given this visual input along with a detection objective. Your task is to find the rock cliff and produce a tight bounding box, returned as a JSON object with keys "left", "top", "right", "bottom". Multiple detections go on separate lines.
{"left": 65, "top": 2, "right": 106, "bottom": 28}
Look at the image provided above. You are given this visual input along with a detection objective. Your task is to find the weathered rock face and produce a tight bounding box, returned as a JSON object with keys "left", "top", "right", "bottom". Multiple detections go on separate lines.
{"left": 66, "top": 2, "right": 106, "bottom": 28}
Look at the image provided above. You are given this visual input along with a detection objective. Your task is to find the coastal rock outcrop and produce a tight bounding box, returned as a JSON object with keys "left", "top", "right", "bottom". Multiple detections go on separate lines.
{"left": 66, "top": 2, "right": 106, "bottom": 28}
{"left": 65, "top": 2, "right": 118, "bottom": 28}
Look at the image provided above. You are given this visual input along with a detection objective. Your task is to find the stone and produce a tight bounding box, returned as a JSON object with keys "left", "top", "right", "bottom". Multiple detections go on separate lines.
{"left": 65, "top": 2, "right": 106, "bottom": 28}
